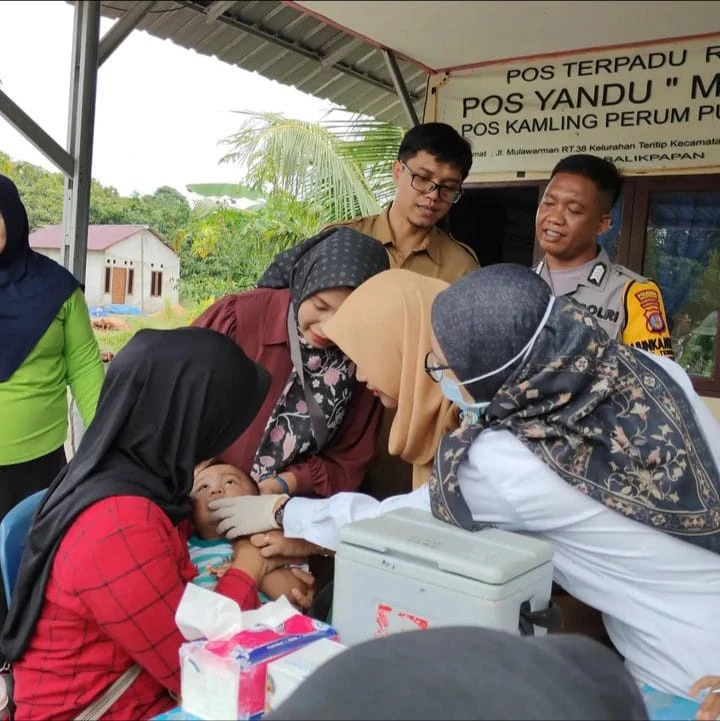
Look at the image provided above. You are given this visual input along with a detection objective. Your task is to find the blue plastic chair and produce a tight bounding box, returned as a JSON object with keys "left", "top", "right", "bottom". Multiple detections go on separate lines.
{"left": 0, "top": 490, "right": 47, "bottom": 605}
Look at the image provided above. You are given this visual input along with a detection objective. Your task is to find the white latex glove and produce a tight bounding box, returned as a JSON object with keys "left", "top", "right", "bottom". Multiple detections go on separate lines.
{"left": 209, "top": 494, "right": 287, "bottom": 539}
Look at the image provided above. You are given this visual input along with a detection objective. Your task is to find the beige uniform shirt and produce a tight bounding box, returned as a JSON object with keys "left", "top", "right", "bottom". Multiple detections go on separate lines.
{"left": 535, "top": 248, "right": 674, "bottom": 358}
{"left": 326, "top": 205, "right": 479, "bottom": 283}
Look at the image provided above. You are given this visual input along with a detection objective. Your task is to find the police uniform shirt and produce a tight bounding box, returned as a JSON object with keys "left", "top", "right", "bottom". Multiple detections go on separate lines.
{"left": 325, "top": 205, "right": 479, "bottom": 284}
{"left": 535, "top": 247, "right": 674, "bottom": 358}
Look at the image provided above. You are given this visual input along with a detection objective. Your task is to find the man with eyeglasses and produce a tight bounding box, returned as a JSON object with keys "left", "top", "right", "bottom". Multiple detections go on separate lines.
{"left": 321, "top": 123, "right": 478, "bottom": 502}
{"left": 326, "top": 122, "right": 479, "bottom": 283}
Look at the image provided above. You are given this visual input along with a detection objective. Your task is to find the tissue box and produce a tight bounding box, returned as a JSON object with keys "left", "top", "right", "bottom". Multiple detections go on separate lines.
{"left": 265, "top": 638, "right": 346, "bottom": 712}
{"left": 180, "top": 614, "right": 338, "bottom": 720}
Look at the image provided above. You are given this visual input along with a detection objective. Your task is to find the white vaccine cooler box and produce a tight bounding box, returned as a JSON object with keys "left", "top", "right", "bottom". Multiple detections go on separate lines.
{"left": 332, "top": 508, "right": 556, "bottom": 647}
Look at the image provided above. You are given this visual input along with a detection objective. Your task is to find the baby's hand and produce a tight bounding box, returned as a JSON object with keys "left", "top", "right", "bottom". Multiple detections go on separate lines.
{"left": 207, "top": 560, "right": 232, "bottom": 578}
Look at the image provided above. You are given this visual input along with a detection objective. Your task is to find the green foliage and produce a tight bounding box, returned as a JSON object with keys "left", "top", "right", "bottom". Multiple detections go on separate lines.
{"left": 220, "top": 111, "right": 404, "bottom": 225}
{"left": 0, "top": 152, "right": 192, "bottom": 240}
{"left": 5, "top": 155, "right": 65, "bottom": 228}
{"left": 678, "top": 311, "right": 717, "bottom": 377}
{"left": 177, "top": 191, "right": 319, "bottom": 304}
{"left": 3, "top": 106, "right": 403, "bottom": 351}
{"left": 675, "top": 248, "right": 720, "bottom": 378}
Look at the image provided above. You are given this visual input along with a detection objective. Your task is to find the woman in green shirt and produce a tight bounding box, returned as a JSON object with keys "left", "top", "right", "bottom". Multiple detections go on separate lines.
{"left": 0, "top": 175, "right": 104, "bottom": 621}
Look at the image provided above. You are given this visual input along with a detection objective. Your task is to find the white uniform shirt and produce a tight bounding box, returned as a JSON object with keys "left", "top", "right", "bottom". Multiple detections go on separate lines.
{"left": 284, "top": 353, "right": 720, "bottom": 697}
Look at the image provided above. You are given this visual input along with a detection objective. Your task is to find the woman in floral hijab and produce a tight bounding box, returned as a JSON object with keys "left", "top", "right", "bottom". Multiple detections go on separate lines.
{"left": 192, "top": 227, "right": 388, "bottom": 499}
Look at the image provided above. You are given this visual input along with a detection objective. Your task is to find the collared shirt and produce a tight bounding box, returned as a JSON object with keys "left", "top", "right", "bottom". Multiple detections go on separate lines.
{"left": 282, "top": 352, "right": 720, "bottom": 699}
{"left": 535, "top": 248, "right": 674, "bottom": 358}
{"left": 326, "top": 205, "right": 479, "bottom": 283}
{"left": 192, "top": 288, "right": 381, "bottom": 497}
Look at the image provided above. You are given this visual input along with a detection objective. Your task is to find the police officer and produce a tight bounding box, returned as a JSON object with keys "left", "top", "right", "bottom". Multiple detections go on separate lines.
{"left": 535, "top": 154, "right": 673, "bottom": 358}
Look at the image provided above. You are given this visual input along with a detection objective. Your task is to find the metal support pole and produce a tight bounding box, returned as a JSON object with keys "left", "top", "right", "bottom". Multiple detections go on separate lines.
{"left": 382, "top": 49, "right": 419, "bottom": 127}
{"left": 0, "top": 88, "right": 74, "bottom": 176}
{"left": 61, "top": 1, "right": 100, "bottom": 283}
{"left": 98, "top": 1, "right": 157, "bottom": 67}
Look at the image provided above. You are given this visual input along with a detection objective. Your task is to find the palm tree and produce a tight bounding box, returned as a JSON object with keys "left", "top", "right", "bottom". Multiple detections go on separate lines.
{"left": 220, "top": 111, "right": 406, "bottom": 226}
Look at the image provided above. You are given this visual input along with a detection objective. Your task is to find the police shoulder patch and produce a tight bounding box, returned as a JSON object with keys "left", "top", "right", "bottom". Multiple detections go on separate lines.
{"left": 587, "top": 262, "right": 607, "bottom": 286}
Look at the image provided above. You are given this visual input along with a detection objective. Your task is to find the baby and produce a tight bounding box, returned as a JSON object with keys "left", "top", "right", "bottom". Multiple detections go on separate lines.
{"left": 189, "top": 462, "right": 309, "bottom": 603}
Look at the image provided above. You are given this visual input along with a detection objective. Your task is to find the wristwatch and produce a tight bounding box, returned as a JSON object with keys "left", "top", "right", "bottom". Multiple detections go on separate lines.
{"left": 274, "top": 496, "right": 290, "bottom": 529}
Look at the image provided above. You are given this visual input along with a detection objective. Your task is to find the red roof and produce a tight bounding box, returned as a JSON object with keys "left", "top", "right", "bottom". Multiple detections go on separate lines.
{"left": 29, "top": 224, "right": 148, "bottom": 250}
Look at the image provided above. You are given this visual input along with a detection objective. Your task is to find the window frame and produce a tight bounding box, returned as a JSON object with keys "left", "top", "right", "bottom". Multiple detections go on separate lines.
{"left": 150, "top": 270, "right": 163, "bottom": 298}
{"left": 626, "top": 174, "right": 720, "bottom": 396}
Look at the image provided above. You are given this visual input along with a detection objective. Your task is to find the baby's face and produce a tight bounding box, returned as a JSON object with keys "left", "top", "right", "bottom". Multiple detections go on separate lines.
{"left": 191, "top": 463, "right": 256, "bottom": 539}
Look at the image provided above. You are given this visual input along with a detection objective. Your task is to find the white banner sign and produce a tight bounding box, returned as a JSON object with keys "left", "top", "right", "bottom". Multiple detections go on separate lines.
{"left": 434, "top": 36, "right": 720, "bottom": 176}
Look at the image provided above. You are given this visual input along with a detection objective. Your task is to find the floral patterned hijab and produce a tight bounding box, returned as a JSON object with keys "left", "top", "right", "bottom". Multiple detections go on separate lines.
{"left": 429, "top": 263, "right": 720, "bottom": 554}
{"left": 251, "top": 227, "right": 388, "bottom": 480}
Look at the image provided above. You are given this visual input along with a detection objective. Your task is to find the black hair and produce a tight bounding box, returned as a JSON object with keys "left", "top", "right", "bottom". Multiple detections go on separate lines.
{"left": 550, "top": 154, "right": 622, "bottom": 211}
{"left": 397, "top": 122, "right": 473, "bottom": 179}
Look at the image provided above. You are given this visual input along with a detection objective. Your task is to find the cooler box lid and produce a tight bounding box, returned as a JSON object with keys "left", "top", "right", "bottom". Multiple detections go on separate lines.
{"left": 338, "top": 508, "right": 553, "bottom": 585}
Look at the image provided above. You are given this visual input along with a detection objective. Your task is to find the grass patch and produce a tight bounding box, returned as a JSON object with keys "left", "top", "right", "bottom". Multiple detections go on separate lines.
{"left": 92, "top": 299, "right": 211, "bottom": 355}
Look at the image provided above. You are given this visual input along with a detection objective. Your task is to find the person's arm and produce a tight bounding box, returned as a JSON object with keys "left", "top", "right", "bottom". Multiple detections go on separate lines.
{"left": 210, "top": 486, "right": 432, "bottom": 551}
{"left": 71, "top": 500, "right": 261, "bottom": 694}
{"left": 278, "top": 383, "right": 383, "bottom": 498}
{"left": 191, "top": 294, "right": 238, "bottom": 336}
{"left": 259, "top": 567, "right": 308, "bottom": 601}
{"left": 282, "top": 486, "right": 432, "bottom": 550}
{"left": 64, "top": 288, "right": 105, "bottom": 426}
{"left": 621, "top": 279, "right": 674, "bottom": 358}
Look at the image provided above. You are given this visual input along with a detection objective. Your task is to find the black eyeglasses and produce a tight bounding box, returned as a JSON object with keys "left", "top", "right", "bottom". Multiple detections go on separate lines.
{"left": 400, "top": 162, "right": 463, "bottom": 204}
{"left": 424, "top": 350, "right": 450, "bottom": 383}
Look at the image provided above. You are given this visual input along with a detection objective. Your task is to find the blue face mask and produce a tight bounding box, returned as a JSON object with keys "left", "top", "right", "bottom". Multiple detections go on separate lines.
{"left": 437, "top": 296, "right": 555, "bottom": 420}
{"left": 439, "top": 376, "right": 490, "bottom": 419}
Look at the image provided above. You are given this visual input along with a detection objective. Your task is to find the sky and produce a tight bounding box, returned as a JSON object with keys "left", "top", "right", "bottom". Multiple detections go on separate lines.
{"left": 0, "top": 1, "right": 337, "bottom": 197}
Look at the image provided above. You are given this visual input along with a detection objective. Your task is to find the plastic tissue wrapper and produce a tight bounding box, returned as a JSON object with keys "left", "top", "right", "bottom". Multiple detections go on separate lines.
{"left": 175, "top": 586, "right": 338, "bottom": 720}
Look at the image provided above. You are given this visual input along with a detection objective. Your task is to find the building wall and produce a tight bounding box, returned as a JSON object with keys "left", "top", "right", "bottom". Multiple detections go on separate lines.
{"left": 27, "top": 248, "right": 106, "bottom": 308}
{"left": 102, "top": 229, "right": 180, "bottom": 313}
{"left": 33, "top": 229, "right": 180, "bottom": 313}
{"left": 85, "top": 251, "right": 108, "bottom": 307}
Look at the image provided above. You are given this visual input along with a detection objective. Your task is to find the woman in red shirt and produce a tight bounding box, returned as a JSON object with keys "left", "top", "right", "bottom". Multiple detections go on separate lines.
{"left": 1, "top": 326, "right": 301, "bottom": 720}
{"left": 192, "top": 227, "right": 389, "bottom": 499}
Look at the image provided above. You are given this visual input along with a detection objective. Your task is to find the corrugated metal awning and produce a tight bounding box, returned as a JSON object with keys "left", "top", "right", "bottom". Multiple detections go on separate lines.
{"left": 97, "top": 0, "right": 428, "bottom": 126}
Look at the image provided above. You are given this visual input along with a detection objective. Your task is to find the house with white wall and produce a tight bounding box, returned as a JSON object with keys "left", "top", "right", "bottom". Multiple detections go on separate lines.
{"left": 29, "top": 224, "right": 180, "bottom": 313}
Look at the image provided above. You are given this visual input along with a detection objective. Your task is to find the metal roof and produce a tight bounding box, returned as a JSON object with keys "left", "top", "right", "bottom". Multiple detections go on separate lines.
{"left": 96, "top": 0, "right": 427, "bottom": 127}
{"left": 30, "top": 224, "right": 161, "bottom": 250}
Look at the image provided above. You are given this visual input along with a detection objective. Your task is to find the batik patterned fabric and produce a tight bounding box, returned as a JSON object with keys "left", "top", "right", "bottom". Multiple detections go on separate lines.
{"left": 429, "top": 265, "right": 720, "bottom": 553}
{"left": 252, "top": 227, "right": 389, "bottom": 479}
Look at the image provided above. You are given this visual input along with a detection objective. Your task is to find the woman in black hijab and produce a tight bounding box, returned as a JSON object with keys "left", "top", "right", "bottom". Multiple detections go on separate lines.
{"left": 0, "top": 175, "right": 105, "bottom": 631}
{"left": 1, "top": 326, "right": 293, "bottom": 720}
{"left": 193, "top": 227, "right": 389, "bottom": 499}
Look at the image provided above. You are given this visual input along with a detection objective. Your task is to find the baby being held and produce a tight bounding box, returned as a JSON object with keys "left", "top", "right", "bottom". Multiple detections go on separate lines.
{"left": 189, "top": 462, "right": 309, "bottom": 604}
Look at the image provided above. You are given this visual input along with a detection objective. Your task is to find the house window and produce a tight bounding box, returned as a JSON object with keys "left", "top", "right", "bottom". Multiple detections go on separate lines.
{"left": 127, "top": 268, "right": 135, "bottom": 295}
{"left": 104, "top": 267, "right": 111, "bottom": 293}
{"left": 633, "top": 182, "right": 720, "bottom": 393}
{"left": 151, "top": 271, "right": 163, "bottom": 297}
